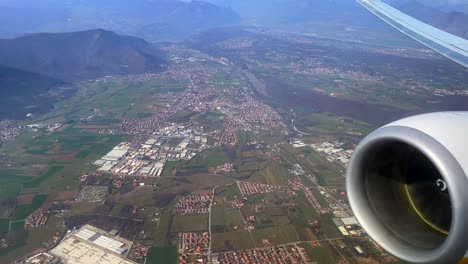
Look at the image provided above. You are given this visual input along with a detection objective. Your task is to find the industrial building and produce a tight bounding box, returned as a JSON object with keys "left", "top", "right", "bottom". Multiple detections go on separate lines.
{"left": 93, "top": 124, "right": 209, "bottom": 177}
{"left": 101, "top": 145, "right": 130, "bottom": 162}
{"left": 49, "top": 225, "right": 135, "bottom": 264}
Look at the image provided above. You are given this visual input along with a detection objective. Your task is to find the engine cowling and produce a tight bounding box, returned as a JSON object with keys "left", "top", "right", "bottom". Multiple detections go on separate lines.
{"left": 346, "top": 112, "right": 468, "bottom": 264}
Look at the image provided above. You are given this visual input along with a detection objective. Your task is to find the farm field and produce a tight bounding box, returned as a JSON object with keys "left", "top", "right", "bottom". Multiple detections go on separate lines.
{"left": 147, "top": 246, "right": 178, "bottom": 264}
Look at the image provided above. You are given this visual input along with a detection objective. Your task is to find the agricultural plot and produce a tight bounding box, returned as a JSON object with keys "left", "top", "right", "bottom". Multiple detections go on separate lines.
{"left": 302, "top": 242, "right": 340, "bottom": 264}
{"left": 171, "top": 214, "right": 208, "bottom": 233}
{"left": 10, "top": 220, "right": 25, "bottom": 231}
{"left": 12, "top": 194, "right": 48, "bottom": 221}
{"left": 147, "top": 246, "right": 178, "bottom": 264}
{"left": 211, "top": 205, "right": 245, "bottom": 232}
{"left": 23, "top": 166, "right": 64, "bottom": 189}
{"left": 211, "top": 230, "right": 255, "bottom": 252}
{"left": 0, "top": 169, "right": 34, "bottom": 202}
{"left": 250, "top": 160, "right": 292, "bottom": 185}
{"left": 251, "top": 225, "right": 299, "bottom": 246}
{"left": 0, "top": 219, "right": 9, "bottom": 238}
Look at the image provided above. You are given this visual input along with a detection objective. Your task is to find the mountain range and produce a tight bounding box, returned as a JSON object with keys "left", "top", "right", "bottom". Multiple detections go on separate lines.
{"left": 0, "top": 66, "right": 67, "bottom": 120}
{"left": 0, "top": 29, "right": 165, "bottom": 119}
{"left": 0, "top": 29, "right": 163, "bottom": 81}
{"left": 0, "top": 0, "right": 241, "bottom": 41}
{"left": 207, "top": 0, "right": 468, "bottom": 39}
{"left": 206, "top": 0, "right": 370, "bottom": 26}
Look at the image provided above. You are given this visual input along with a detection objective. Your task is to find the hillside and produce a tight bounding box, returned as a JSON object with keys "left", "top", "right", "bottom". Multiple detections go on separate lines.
{"left": 137, "top": 1, "right": 242, "bottom": 40}
{"left": 0, "top": 66, "right": 67, "bottom": 120}
{"left": 0, "top": 29, "right": 164, "bottom": 81}
{"left": 0, "top": 0, "right": 241, "bottom": 41}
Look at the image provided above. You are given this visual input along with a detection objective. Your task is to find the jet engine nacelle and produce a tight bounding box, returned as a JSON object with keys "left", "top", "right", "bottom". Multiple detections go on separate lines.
{"left": 347, "top": 112, "right": 468, "bottom": 264}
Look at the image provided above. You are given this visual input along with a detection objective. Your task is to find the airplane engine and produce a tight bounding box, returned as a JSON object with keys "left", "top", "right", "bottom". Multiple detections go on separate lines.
{"left": 346, "top": 112, "right": 468, "bottom": 264}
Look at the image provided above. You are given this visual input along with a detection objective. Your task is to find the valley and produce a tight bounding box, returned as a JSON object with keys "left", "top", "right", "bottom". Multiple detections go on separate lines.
{"left": 0, "top": 23, "right": 466, "bottom": 264}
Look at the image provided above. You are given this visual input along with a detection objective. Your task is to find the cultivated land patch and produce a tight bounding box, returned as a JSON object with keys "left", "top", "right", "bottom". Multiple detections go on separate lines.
{"left": 16, "top": 194, "right": 35, "bottom": 205}
{"left": 54, "top": 191, "right": 76, "bottom": 201}
{"left": 211, "top": 230, "right": 255, "bottom": 252}
{"left": 12, "top": 194, "right": 48, "bottom": 221}
{"left": 0, "top": 219, "right": 9, "bottom": 238}
{"left": 251, "top": 224, "right": 299, "bottom": 246}
{"left": 147, "top": 246, "right": 177, "bottom": 264}
{"left": 303, "top": 242, "right": 339, "bottom": 264}
{"left": 171, "top": 214, "right": 208, "bottom": 232}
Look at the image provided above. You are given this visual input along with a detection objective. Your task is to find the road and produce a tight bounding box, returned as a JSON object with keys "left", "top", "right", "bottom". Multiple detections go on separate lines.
{"left": 207, "top": 185, "right": 218, "bottom": 258}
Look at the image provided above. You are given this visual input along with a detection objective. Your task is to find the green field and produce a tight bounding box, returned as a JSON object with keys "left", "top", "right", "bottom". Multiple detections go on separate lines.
{"left": 171, "top": 214, "right": 208, "bottom": 232}
{"left": 23, "top": 166, "right": 64, "bottom": 189}
{"left": 0, "top": 170, "right": 34, "bottom": 201}
{"left": 251, "top": 225, "right": 299, "bottom": 245}
{"left": 296, "top": 112, "right": 373, "bottom": 136}
{"left": 75, "top": 141, "right": 122, "bottom": 160}
{"left": 211, "top": 230, "right": 255, "bottom": 252}
{"left": 155, "top": 199, "right": 177, "bottom": 246}
{"left": 195, "top": 112, "right": 225, "bottom": 130}
{"left": 250, "top": 160, "right": 289, "bottom": 185}
{"left": 0, "top": 219, "right": 9, "bottom": 238}
{"left": 211, "top": 205, "right": 245, "bottom": 232}
{"left": 291, "top": 193, "right": 321, "bottom": 241}
{"left": 214, "top": 185, "right": 242, "bottom": 202}
{"left": 161, "top": 161, "right": 178, "bottom": 176}
{"left": 147, "top": 246, "right": 177, "bottom": 264}
{"left": 10, "top": 220, "right": 25, "bottom": 231}
{"left": 0, "top": 215, "right": 63, "bottom": 262}
{"left": 12, "top": 194, "right": 48, "bottom": 221}
{"left": 28, "top": 77, "right": 188, "bottom": 123}
{"left": 303, "top": 242, "right": 338, "bottom": 264}
{"left": 184, "top": 147, "right": 230, "bottom": 168}
{"left": 0, "top": 231, "right": 28, "bottom": 257}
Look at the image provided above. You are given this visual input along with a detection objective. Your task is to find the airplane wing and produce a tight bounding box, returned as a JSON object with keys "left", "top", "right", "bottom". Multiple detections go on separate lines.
{"left": 356, "top": 0, "right": 468, "bottom": 68}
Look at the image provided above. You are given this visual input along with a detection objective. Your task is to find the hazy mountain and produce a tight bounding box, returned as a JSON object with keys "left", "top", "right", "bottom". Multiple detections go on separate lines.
{"left": 386, "top": 0, "right": 468, "bottom": 38}
{"left": 0, "top": 0, "right": 241, "bottom": 41}
{"left": 0, "top": 29, "right": 164, "bottom": 81}
{"left": 206, "top": 0, "right": 468, "bottom": 39}
{"left": 0, "top": 66, "right": 67, "bottom": 120}
{"left": 136, "top": 1, "right": 242, "bottom": 40}
{"left": 204, "top": 0, "right": 374, "bottom": 26}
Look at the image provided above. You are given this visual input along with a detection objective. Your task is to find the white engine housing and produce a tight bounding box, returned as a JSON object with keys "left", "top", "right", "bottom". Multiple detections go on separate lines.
{"left": 347, "top": 112, "right": 468, "bottom": 263}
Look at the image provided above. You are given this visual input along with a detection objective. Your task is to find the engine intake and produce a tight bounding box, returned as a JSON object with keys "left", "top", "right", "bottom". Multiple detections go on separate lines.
{"left": 347, "top": 112, "right": 468, "bottom": 263}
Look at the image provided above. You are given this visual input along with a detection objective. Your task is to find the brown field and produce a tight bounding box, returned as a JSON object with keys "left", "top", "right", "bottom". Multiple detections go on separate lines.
{"left": 55, "top": 191, "right": 77, "bottom": 201}
{"left": 59, "top": 152, "right": 78, "bottom": 161}
{"left": 46, "top": 143, "right": 61, "bottom": 155}
{"left": 16, "top": 194, "right": 35, "bottom": 205}
{"left": 116, "top": 186, "right": 154, "bottom": 206}
{"left": 41, "top": 193, "right": 58, "bottom": 208}
{"left": 33, "top": 151, "right": 77, "bottom": 162}
{"left": 355, "top": 257, "right": 380, "bottom": 264}
{"left": 303, "top": 227, "right": 317, "bottom": 241}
